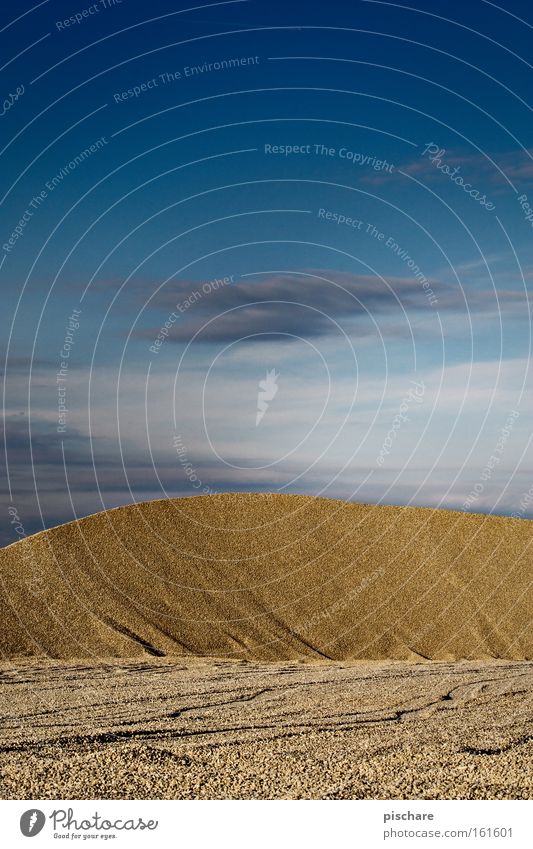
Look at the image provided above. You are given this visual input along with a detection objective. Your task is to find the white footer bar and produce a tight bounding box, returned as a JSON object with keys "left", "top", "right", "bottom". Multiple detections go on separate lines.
{"left": 2, "top": 799, "right": 531, "bottom": 848}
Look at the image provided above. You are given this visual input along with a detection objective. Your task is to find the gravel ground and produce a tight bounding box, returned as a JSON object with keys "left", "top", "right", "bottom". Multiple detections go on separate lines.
{"left": 0, "top": 659, "right": 532, "bottom": 799}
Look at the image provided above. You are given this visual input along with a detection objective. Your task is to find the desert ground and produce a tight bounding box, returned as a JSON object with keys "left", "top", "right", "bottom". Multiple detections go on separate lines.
{"left": 0, "top": 658, "right": 532, "bottom": 799}
{"left": 0, "top": 494, "right": 531, "bottom": 799}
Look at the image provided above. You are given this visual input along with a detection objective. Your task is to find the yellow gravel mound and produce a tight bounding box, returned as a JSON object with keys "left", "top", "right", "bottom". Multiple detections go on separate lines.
{"left": 0, "top": 493, "right": 531, "bottom": 660}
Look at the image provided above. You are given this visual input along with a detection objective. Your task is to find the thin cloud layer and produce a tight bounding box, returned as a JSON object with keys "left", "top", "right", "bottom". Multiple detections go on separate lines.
{"left": 133, "top": 270, "right": 528, "bottom": 345}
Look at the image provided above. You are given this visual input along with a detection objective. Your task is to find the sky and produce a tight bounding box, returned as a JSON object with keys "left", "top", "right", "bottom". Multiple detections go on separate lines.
{"left": 1, "top": 0, "right": 532, "bottom": 545}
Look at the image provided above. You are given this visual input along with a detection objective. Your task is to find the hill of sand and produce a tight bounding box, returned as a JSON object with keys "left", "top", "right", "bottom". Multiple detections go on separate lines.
{"left": 0, "top": 493, "right": 531, "bottom": 661}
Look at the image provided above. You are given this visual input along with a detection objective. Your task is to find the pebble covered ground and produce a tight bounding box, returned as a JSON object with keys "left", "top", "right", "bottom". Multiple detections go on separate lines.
{"left": 0, "top": 659, "right": 531, "bottom": 799}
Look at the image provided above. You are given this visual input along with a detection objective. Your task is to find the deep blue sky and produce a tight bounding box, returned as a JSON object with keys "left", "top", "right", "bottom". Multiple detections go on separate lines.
{"left": 2, "top": 0, "right": 532, "bottom": 544}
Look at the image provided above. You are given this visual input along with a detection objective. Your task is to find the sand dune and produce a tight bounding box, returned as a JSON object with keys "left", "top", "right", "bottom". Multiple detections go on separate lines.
{"left": 0, "top": 493, "right": 531, "bottom": 661}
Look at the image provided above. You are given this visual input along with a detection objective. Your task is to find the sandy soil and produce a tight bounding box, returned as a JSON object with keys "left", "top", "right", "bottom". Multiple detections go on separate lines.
{"left": 1, "top": 495, "right": 530, "bottom": 798}
{"left": 1, "top": 494, "right": 532, "bottom": 661}
{"left": 1, "top": 659, "right": 532, "bottom": 800}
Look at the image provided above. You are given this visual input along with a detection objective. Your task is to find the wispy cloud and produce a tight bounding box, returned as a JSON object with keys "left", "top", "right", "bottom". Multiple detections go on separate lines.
{"left": 398, "top": 147, "right": 533, "bottom": 187}
{"left": 132, "top": 269, "right": 529, "bottom": 346}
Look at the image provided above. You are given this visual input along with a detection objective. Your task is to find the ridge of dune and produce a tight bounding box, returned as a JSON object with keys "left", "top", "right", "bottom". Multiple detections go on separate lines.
{"left": 0, "top": 493, "right": 531, "bottom": 661}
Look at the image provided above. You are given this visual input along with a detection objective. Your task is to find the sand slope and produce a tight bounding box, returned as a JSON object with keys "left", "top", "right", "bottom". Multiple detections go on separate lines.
{"left": 0, "top": 493, "right": 531, "bottom": 660}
